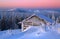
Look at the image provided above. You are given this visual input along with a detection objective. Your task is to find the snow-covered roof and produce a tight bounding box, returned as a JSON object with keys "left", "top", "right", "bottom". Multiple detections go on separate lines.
{"left": 19, "top": 13, "right": 54, "bottom": 23}
{"left": 35, "top": 14, "right": 54, "bottom": 23}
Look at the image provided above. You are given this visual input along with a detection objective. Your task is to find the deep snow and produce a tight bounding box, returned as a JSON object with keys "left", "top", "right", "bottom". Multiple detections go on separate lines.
{"left": 0, "top": 24, "right": 60, "bottom": 39}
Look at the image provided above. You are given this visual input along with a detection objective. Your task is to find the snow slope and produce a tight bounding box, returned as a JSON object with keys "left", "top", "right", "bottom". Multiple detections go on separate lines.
{"left": 0, "top": 24, "right": 60, "bottom": 39}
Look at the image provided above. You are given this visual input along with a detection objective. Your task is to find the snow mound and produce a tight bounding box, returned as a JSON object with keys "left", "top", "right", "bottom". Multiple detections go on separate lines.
{"left": 25, "top": 26, "right": 46, "bottom": 33}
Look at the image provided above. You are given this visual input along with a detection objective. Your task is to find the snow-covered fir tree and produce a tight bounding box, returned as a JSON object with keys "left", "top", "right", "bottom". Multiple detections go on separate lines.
{"left": 48, "top": 14, "right": 50, "bottom": 18}
{"left": 52, "top": 13, "right": 55, "bottom": 21}
{"left": 52, "top": 13, "right": 56, "bottom": 25}
{"left": 58, "top": 16, "right": 60, "bottom": 23}
{"left": 56, "top": 17, "right": 59, "bottom": 24}
{"left": 56, "top": 16, "right": 60, "bottom": 24}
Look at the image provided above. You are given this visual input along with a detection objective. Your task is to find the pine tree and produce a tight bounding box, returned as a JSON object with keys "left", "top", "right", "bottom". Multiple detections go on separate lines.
{"left": 0, "top": 15, "right": 7, "bottom": 31}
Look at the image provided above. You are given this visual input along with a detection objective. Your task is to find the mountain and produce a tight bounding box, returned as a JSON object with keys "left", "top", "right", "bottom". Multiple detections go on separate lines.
{"left": 0, "top": 8, "right": 60, "bottom": 17}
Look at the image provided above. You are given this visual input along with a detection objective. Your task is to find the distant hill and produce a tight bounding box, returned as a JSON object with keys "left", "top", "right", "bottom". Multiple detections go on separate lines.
{"left": 0, "top": 8, "right": 60, "bottom": 17}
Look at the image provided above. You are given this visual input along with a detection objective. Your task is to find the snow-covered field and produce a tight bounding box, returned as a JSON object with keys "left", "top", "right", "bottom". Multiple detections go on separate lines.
{"left": 0, "top": 24, "right": 60, "bottom": 39}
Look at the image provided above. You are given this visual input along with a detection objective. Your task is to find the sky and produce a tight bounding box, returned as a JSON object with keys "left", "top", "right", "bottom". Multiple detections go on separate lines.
{"left": 0, "top": 0, "right": 60, "bottom": 8}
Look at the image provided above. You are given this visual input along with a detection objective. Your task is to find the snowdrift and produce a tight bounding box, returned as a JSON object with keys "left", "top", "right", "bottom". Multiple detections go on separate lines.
{"left": 0, "top": 24, "right": 60, "bottom": 39}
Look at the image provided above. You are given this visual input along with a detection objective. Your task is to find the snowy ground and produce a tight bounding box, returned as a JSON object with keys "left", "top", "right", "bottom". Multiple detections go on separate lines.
{"left": 0, "top": 24, "right": 60, "bottom": 39}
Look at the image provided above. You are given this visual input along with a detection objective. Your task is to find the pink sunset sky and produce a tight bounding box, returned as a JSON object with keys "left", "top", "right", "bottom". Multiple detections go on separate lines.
{"left": 0, "top": 0, "right": 60, "bottom": 8}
